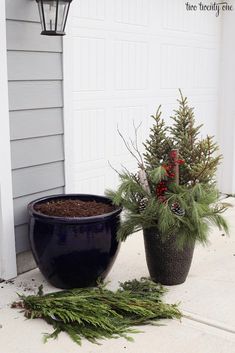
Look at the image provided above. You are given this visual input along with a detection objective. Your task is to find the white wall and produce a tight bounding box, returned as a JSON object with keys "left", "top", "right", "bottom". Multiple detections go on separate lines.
{"left": 64, "top": 0, "right": 222, "bottom": 195}
{"left": 218, "top": 5, "right": 235, "bottom": 194}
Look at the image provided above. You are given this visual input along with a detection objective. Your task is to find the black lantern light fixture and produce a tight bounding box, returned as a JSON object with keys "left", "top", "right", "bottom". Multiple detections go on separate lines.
{"left": 36, "top": 0, "right": 73, "bottom": 36}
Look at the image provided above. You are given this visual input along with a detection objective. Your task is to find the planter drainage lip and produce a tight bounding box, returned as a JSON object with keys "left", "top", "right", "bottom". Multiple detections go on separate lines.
{"left": 28, "top": 193, "right": 122, "bottom": 224}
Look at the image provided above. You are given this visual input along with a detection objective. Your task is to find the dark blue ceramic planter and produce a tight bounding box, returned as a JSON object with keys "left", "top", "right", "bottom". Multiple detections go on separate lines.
{"left": 28, "top": 194, "right": 122, "bottom": 289}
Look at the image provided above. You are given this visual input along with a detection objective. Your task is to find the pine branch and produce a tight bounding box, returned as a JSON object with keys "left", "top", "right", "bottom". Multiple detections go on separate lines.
{"left": 108, "top": 178, "right": 229, "bottom": 246}
{"left": 12, "top": 279, "right": 181, "bottom": 346}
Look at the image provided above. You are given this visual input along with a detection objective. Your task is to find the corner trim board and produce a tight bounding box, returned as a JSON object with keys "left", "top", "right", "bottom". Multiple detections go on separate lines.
{"left": 0, "top": 1, "right": 17, "bottom": 279}
{"left": 62, "top": 13, "right": 74, "bottom": 193}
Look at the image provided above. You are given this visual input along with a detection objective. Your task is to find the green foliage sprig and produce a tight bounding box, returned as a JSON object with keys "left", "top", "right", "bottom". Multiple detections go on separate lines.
{"left": 12, "top": 278, "right": 181, "bottom": 346}
{"left": 107, "top": 170, "right": 229, "bottom": 246}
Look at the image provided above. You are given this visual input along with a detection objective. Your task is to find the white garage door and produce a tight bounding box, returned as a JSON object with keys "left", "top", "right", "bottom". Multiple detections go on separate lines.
{"left": 63, "top": 0, "right": 221, "bottom": 195}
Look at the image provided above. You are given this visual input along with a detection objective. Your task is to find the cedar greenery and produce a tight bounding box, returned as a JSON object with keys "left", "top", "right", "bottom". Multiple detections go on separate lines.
{"left": 12, "top": 278, "right": 181, "bottom": 345}
{"left": 106, "top": 91, "right": 229, "bottom": 246}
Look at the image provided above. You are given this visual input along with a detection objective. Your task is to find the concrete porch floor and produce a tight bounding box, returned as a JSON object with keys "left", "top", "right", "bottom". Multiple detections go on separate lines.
{"left": 0, "top": 198, "right": 235, "bottom": 353}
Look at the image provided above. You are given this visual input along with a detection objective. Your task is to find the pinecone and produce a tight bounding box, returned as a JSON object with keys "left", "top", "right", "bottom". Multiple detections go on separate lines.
{"left": 139, "top": 197, "right": 148, "bottom": 212}
{"left": 170, "top": 202, "right": 185, "bottom": 216}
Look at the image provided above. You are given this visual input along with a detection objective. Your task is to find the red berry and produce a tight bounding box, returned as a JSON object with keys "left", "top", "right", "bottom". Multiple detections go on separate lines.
{"left": 170, "top": 151, "right": 177, "bottom": 159}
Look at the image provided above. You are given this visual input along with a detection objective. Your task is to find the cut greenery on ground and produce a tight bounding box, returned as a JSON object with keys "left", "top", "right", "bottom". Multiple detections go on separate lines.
{"left": 12, "top": 278, "right": 181, "bottom": 345}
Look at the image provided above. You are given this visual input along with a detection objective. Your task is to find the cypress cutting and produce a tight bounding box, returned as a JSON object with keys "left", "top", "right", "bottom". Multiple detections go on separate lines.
{"left": 12, "top": 278, "right": 181, "bottom": 345}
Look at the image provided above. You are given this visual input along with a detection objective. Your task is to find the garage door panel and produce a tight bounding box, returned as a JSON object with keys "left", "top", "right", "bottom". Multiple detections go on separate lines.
{"left": 111, "top": 105, "right": 149, "bottom": 156}
{"left": 73, "top": 167, "right": 115, "bottom": 195}
{"left": 160, "top": 44, "right": 194, "bottom": 89}
{"left": 194, "top": 47, "right": 219, "bottom": 88}
{"left": 73, "top": 108, "right": 106, "bottom": 164}
{"left": 72, "top": 89, "right": 155, "bottom": 104}
{"left": 73, "top": 36, "right": 106, "bottom": 92}
{"left": 114, "top": 0, "right": 149, "bottom": 27}
{"left": 72, "top": 104, "right": 148, "bottom": 167}
{"left": 162, "top": 0, "right": 190, "bottom": 32}
{"left": 74, "top": 173, "right": 106, "bottom": 195}
{"left": 114, "top": 40, "right": 149, "bottom": 91}
{"left": 73, "top": 0, "right": 105, "bottom": 22}
{"left": 73, "top": 159, "right": 138, "bottom": 195}
{"left": 72, "top": 29, "right": 151, "bottom": 95}
{"left": 72, "top": 0, "right": 151, "bottom": 33}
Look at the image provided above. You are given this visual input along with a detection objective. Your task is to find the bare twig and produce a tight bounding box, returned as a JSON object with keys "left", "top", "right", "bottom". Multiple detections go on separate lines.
{"left": 120, "top": 164, "right": 133, "bottom": 176}
{"left": 130, "top": 121, "right": 144, "bottom": 167}
{"left": 108, "top": 161, "right": 122, "bottom": 177}
{"left": 117, "top": 127, "right": 142, "bottom": 166}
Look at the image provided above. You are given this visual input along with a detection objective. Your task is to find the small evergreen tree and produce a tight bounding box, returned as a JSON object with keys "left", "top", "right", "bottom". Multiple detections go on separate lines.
{"left": 169, "top": 90, "right": 222, "bottom": 185}
{"left": 143, "top": 106, "right": 173, "bottom": 169}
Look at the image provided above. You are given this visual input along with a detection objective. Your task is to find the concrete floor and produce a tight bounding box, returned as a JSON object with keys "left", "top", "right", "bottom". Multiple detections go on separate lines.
{"left": 0, "top": 198, "right": 235, "bottom": 353}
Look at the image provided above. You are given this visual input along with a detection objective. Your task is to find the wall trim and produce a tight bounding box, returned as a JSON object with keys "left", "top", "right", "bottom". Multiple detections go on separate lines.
{"left": 63, "top": 12, "right": 74, "bottom": 193}
{"left": 218, "top": 10, "right": 235, "bottom": 194}
{"left": 0, "top": 2, "right": 17, "bottom": 279}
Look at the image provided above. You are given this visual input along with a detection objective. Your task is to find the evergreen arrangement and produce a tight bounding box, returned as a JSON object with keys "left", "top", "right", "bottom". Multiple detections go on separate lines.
{"left": 106, "top": 91, "right": 229, "bottom": 247}
{"left": 12, "top": 278, "right": 181, "bottom": 345}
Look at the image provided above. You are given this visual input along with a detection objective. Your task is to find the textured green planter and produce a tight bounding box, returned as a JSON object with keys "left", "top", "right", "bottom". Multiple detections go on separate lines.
{"left": 143, "top": 228, "right": 195, "bottom": 285}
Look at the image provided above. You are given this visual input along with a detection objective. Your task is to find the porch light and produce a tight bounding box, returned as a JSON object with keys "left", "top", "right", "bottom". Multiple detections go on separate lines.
{"left": 36, "top": 0, "right": 72, "bottom": 36}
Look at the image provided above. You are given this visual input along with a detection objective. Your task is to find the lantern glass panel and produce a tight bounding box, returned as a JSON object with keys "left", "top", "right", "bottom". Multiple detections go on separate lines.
{"left": 37, "top": 1, "right": 45, "bottom": 32}
{"left": 43, "top": 1, "right": 57, "bottom": 32}
{"left": 57, "top": 2, "right": 70, "bottom": 32}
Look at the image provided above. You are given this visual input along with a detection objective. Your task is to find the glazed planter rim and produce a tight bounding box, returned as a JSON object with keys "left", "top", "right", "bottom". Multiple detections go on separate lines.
{"left": 28, "top": 194, "right": 122, "bottom": 224}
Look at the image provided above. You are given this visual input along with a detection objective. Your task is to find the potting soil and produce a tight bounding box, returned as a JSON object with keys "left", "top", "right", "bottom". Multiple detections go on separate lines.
{"left": 34, "top": 199, "right": 115, "bottom": 217}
